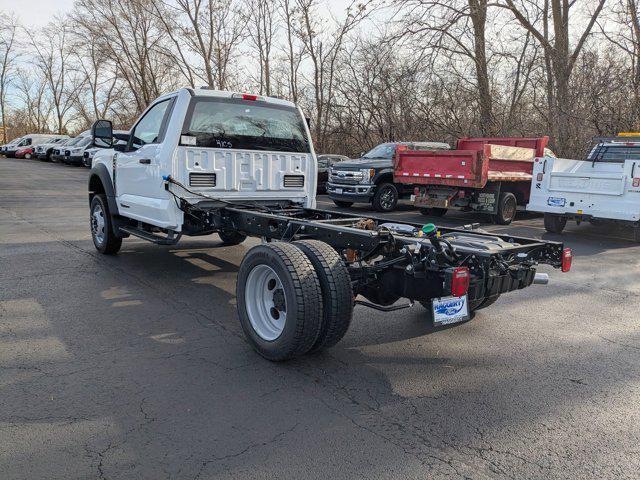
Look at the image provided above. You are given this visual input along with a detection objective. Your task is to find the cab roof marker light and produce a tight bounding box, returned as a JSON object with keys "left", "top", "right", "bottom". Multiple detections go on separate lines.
{"left": 231, "top": 93, "right": 260, "bottom": 101}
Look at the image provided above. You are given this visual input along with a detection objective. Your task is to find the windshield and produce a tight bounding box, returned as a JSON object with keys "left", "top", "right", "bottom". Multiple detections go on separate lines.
{"left": 363, "top": 143, "right": 396, "bottom": 159}
{"left": 182, "top": 97, "right": 310, "bottom": 153}
{"left": 65, "top": 136, "right": 87, "bottom": 147}
{"left": 587, "top": 144, "right": 640, "bottom": 163}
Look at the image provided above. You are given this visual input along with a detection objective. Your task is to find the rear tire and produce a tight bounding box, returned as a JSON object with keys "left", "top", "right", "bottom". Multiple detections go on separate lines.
{"left": 333, "top": 200, "right": 354, "bottom": 208}
{"left": 372, "top": 183, "right": 398, "bottom": 212}
{"left": 419, "top": 207, "right": 447, "bottom": 217}
{"left": 218, "top": 229, "right": 246, "bottom": 245}
{"left": 237, "top": 243, "right": 323, "bottom": 361}
{"left": 295, "top": 240, "right": 353, "bottom": 352}
{"left": 492, "top": 192, "right": 517, "bottom": 225}
{"left": 544, "top": 213, "right": 567, "bottom": 234}
{"left": 90, "top": 194, "right": 122, "bottom": 255}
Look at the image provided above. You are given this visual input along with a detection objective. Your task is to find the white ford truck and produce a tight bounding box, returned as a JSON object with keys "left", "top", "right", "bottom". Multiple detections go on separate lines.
{"left": 527, "top": 135, "right": 640, "bottom": 241}
{"left": 87, "top": 87, "right": 571, "bottom": 361}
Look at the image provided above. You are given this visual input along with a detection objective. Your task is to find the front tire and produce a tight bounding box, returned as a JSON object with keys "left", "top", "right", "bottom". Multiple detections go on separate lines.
{"left": 237, "top": 243, "right": 323, "bottom": 361}
{"left": 90, "top": 194, "right": 122, "bottom": 254}
{"left": 372, "top": 183, "right": 398, "bottom": 212}
{"left": 218, "top": 229, "right": 246, "bottom": 245}
{"left": 544, "top": 213, "right": 567, "bottom": 234}
{"left": 333, "top": 200, "right": 353, "bottom": 208}
{"left": 295, "top": 240, "right": 353, "bottom": 352}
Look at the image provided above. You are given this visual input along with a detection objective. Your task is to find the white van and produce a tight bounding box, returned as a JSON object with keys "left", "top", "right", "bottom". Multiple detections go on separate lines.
{"left": 4, "top": 134, "right": 68, "bottom": 157}
{"left": 527, "top": 134, "right": 640, "bottom": 241}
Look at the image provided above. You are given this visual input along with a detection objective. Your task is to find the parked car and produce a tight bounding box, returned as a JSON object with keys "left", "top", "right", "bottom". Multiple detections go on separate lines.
{"left": 51, "top": 133, "right": 90, "bottom": 163}
{"left": 327, "top": 142, "right": 450, "bottom": 211}
{"left": 15, "top": 146, "right": 35, "bottom": 159}
{"left": 527, "top": 133, "right": 640, "bottom": 241}
{"left": 63, "top": 136, "right": 94, "bottom": 165}
{"left": 317, "top": 154, "right": 349, "bottom": 193}
{"left": 4, "top": 134, "right": 67, "bottom": 158}
{"left": 34, "top": 137, "right": 71, "bottom": 161}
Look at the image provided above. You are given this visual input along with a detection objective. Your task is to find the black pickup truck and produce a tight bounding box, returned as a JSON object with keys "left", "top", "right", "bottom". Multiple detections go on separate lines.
{"left": 327, "top": 142, "right": 450, "bottom": 212}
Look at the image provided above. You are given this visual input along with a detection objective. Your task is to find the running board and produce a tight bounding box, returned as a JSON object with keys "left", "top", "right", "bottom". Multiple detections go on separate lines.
{"left": 119, "top": 226, "right": 182, "bottom": 245}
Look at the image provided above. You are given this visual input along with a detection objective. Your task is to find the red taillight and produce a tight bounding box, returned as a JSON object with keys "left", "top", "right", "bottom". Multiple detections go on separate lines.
{"left": 451, "top": 267, "right": 470, "bottom": 297}
{"left": 414, "top": 187, "right": 420, "bottom": 195}
{"left": 561, "top": 247, "right": 572, "bottom": 272}
{"left": 397, "top": 145, "right": 408, "bottom": 152}
{"left": 242, "top": 94, "right": 258, "bottom": 101}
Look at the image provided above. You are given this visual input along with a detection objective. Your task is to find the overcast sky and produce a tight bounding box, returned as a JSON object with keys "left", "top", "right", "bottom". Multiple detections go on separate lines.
{"left": 0, "top": 0, "right": 366, "bottom": 27}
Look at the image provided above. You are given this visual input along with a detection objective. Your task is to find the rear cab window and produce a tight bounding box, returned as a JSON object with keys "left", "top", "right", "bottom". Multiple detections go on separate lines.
{"left": 181, "top": 97, "right": 310, "bottom": 153}
{"left": 587, "top": 144, "right": 640, "bottom": 163}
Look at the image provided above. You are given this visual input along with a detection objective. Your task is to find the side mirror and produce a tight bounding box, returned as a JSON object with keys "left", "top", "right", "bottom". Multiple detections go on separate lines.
{"left": 114, "top": 143, "right": 127, "bottom": 152}
{"left": 92, "top": 119, "right": 113, "bottom": 148}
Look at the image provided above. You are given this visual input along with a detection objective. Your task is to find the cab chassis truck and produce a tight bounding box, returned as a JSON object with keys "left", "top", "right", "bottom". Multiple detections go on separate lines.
{"left": 87, "top": 88, "right": 572, "bottom": 361}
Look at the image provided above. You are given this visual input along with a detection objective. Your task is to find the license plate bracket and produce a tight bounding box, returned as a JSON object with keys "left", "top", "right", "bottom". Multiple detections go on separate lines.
{"left": 432, "top": 295, "right": 469, "bottom": 326}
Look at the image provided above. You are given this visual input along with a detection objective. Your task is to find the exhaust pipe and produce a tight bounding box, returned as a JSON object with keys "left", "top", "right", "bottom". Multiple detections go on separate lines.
{"left": 533, "top": 273, "right": 549, "bottom": 285}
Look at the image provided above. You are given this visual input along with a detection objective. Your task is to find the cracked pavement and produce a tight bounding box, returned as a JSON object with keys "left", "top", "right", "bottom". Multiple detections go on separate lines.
{"left": 1, "top": 158, "right": 639, "bottom": 479}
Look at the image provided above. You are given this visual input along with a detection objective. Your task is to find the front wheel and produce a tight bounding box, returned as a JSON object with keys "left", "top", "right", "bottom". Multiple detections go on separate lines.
{"left": 333, "top": 200, "right": 353, "bottom": 208}
{"left": 372, "top": 183, "right": 398, "bottom": 212}
{"left": 543, "top": 213, "right": 567, "bottom": 234}
{"left": 90, "top": 194, "right": 122, "bottom": 254}
{"left": 237, "top": 243, "right": 323, "bottom": 361}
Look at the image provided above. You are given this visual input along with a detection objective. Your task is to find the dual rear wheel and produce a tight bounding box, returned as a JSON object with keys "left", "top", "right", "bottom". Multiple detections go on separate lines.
{"left": 236, "top": 240, "right": 353, "bottom": 361}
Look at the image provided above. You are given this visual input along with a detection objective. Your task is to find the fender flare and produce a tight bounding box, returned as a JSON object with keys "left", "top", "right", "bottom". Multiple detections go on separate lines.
{"left": 373, "top": 168, "right": 394, "bottom": 185}
{"left": 88, "top": 163, "right": 120, "bottom": 217}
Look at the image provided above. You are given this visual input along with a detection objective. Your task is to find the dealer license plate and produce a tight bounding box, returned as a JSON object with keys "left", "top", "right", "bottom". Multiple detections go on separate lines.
{"left": 335, "top": 188, "right": 343, "bottom": 194}
{"left": 432, "top": 295, "right": 469, "bottom": 326}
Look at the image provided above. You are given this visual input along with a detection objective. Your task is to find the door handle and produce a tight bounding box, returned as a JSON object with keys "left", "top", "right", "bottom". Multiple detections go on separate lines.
{"left": 139, "top": 158, "right": 151, "bottom": 164}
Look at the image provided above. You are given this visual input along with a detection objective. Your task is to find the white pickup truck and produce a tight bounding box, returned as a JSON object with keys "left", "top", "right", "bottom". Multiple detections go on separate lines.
{"left": 527, "top": 135, "right": 640, "bottom": 241}
{"left": 87, "top": 87, "right": 571, "bottom": 361}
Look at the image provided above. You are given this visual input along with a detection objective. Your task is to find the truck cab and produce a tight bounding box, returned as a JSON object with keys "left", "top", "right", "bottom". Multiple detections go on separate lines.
{"left": 326, "top": 141, "right": 450, "bottom": 212}
{"left": 89, "top": 88, "right": 316, "bottom": 238}
{"left": 527, "top": 134, "right": 640, "bottom": 241}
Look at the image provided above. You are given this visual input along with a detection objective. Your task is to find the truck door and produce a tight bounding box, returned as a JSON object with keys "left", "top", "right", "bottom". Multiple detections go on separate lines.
{"left": 115, "top": 97, "right": 175, "bottom": 226}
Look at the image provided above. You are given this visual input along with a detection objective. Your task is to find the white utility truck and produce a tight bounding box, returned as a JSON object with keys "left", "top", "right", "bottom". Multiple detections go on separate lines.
{"left": 527, "top": 134, "right": 640, "bottom": 241}
{"left": 87, "top": 88, "right": 571, "bottom": 361}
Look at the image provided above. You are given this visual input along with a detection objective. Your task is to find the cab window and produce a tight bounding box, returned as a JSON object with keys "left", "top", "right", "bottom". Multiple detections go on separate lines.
{"left": 129, "top": 99, "right": 172, "bottom": 150}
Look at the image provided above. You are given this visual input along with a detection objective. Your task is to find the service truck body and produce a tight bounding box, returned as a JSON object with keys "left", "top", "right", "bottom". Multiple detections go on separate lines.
{"left": 527, "top": 136, "right": 640, "bottom": 240}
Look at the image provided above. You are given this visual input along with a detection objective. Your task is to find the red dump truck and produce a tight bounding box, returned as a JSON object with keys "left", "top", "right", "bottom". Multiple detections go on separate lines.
{"left": 394, "top": 137, "right": 549, "bottom": 224}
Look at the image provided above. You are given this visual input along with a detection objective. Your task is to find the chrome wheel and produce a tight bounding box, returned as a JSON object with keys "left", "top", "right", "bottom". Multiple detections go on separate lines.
{"left": 91, "top": 202, "right": 106, "bottom": 245}
{"left": 244, "top": 264, "right": 287, "bottom": 341}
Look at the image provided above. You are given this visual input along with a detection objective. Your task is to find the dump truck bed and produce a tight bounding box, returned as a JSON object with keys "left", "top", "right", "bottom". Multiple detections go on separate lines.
{"left": 394, "top": 137, "right": 549, "bottom": 189}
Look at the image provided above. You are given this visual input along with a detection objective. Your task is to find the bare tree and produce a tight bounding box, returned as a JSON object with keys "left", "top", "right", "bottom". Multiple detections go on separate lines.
{"left": 73, "top": 0, "right": 176, "bottom": 115}
{"left": 0, "top": 13, "right": 19, "bottom": 142}
{"left": 244, "top": 0, "right": 277, "bottom": 95}
{"left": 295, "top": 0, "right": 376, "bottom": 150}
{"left": 397, "top": 0, "right": 497, "bottom": 135}
{"left": 28, "top": 22, "right": 81, "bottom": 134}
{"left": 499, "top": 0, "right": 607, "bottom": 155}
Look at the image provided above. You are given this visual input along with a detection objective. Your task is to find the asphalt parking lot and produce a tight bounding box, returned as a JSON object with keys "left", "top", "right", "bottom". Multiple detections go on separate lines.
{"left": 1, "top": 157, "right": 639, "bottom": 479}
